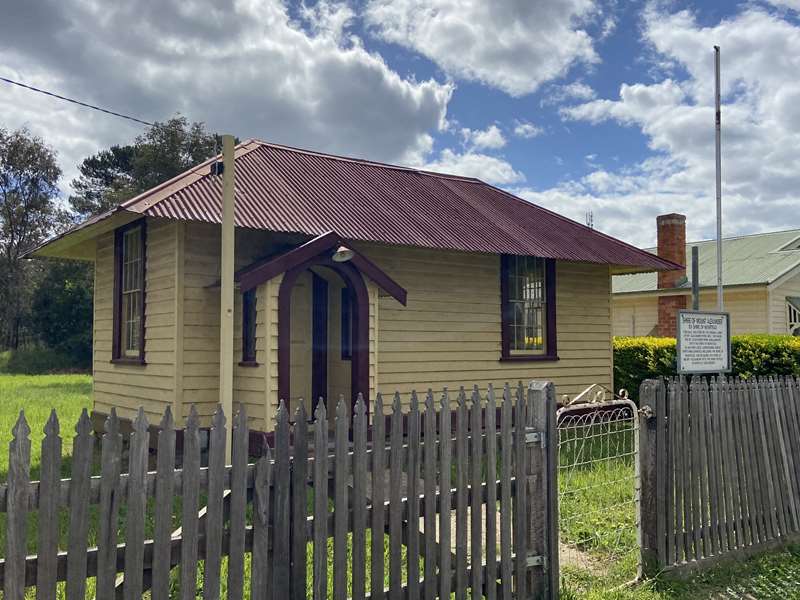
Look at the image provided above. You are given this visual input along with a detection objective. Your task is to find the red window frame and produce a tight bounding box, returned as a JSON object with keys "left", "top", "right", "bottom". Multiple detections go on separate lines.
{"left": 111, "top": 219, "right": 147, "bottom": 364}
{"left": 500, "top": 255, "right": 558, "bottom": 362}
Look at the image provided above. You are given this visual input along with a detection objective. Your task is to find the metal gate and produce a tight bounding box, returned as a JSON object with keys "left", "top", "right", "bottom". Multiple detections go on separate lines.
{"left": 557, "top": 397, "right": 641, "bottom": 592}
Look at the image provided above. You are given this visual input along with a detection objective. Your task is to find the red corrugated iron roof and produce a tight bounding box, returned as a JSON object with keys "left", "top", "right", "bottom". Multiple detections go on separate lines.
{"left": 38, "top": 139, "right": 679, "bottom": 270}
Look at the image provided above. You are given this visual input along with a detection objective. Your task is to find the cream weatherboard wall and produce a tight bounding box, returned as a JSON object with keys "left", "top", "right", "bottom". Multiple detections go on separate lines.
{"left": 612, "top": 288, "right": 770, "bottom": 337}
{"left": 93, "top": 219, "right": 617, "bottom": 430}
{"left": 707, "top": 289, "right": 769, "bottom": 334}
{"left": 181, "top": 223, "right": 280, "bottom": 431}
{"left": 612, "top": 296, "right": 659, "bottom": 337}
{"left": 357, "top": 243, "right": 614, "bottom": 406}
{"left": 93, "top": 217, "right": 178, "bottom": 424}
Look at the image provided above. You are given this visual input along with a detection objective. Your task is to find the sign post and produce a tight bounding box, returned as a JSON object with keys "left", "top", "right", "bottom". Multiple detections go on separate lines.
{"left": 677, "top": 310, "right": 731, "bottom": 374}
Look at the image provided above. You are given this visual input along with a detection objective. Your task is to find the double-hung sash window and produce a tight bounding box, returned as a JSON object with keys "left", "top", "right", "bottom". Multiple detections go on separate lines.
{"left": 113, "top": 221, "right": 146, "bottom": 362}
{"left": 501, "top": 255, "right": 557, "bottom": 360}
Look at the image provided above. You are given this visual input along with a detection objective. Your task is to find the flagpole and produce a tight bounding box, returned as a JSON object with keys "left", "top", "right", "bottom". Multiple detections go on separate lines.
{"left": 714, "top": 46, "right": 724, "bottom": 311}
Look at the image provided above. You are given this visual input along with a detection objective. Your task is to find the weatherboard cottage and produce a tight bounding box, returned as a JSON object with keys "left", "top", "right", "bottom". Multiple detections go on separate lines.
{"left": 31, "top": 139, "right": 677, "bottom": 435}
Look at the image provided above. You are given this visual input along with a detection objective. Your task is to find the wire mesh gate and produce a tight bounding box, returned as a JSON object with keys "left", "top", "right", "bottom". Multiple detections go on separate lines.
{"left": 556, "top": 399, "right": 641, "bottom": 591}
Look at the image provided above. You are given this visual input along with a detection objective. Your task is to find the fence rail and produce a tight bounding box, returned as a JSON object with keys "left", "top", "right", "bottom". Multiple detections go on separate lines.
{"left": 0, "top": 382, "right": 559, "bottom": 600}
{"left": 640, "top": 375, "right": 800, "bottom": 575}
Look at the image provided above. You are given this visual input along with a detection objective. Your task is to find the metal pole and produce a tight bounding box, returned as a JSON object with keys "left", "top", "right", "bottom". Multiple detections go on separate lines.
{"left": 691, "top": 246, "right": 700, "bottom": 311}
{"left": 714, "top": 46, "right": 724, "bottom": 311}
{"left": 220, "top": 134, "right": 235, "bottom": 463}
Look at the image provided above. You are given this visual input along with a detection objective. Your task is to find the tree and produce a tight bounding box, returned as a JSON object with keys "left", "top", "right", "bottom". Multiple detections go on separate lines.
{"left": 68, "top": 145, "right": 135, "bottom": 219}
{"left": 0, "top": 128, "right": 63, "bottom": 348}
{"left": 29, "top": 259, "right": 93, "bottom": 365}
{"left": 69, "top": 116, "right": 223, "bottom": 219}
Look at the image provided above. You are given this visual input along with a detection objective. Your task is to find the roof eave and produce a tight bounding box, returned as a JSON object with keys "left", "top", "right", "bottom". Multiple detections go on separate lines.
{"left": 24, "top": 208, "right": 140, "bottom": 261}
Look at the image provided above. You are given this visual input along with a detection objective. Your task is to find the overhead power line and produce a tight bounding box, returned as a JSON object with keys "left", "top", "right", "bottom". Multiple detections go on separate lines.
{"left": 0, "top": 76, "right": 155, "bottom": 127}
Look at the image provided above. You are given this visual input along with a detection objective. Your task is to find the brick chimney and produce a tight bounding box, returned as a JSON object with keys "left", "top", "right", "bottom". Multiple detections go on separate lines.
{"left": 656, "top": 213, "right": 687, "bottom": 337}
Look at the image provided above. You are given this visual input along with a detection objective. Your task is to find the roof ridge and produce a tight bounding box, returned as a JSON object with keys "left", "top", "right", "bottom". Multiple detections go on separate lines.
{"left": 639, "top": 228, "right": 800, "bottom": 254}
{"left": 245, "top": 138, "right": 483, "bottom": 182}
{"left": 681, "top": 227, "right": 800, "bottom": 247}
{"left": 120, "top": 139, "right": 262, "bottom": 213}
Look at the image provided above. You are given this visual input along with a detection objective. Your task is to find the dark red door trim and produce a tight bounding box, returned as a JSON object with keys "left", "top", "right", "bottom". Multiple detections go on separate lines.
{"left": 278, "top": 259, "right": 370, "bottom": 417}
{"left": 238, "top": 230, "right": 407, "bottom": 306}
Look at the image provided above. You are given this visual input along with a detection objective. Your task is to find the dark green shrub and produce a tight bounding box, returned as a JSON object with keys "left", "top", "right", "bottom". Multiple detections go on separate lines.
{"left": 0, "top": 347, "right": 90, "bottom": 374}
{"left": 614, "top": 335, "right": 800, "bottom": 401}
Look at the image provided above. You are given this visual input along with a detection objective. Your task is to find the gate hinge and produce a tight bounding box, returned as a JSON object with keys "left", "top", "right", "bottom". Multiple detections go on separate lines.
{"left": 526, "top": 554, "right": 547, "bottom": 568}
{"left": 525, "top": 428, "right": 546, "bottom": 448}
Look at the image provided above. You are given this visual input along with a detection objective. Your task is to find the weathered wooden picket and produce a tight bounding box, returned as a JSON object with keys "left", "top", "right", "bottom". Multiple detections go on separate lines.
{"left": 0, "top": 381, "right": 559, "bottom": 599}
{"left": 640, "top": 376, "right": 800, "bottom": 575}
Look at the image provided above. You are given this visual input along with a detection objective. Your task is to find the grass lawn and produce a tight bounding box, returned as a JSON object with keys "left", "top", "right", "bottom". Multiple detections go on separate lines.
{"left": 2, "top": 373, "right": 800, "bottom": 599}
{"left": 0, "top": 373, "right": 93, "bottom": 479}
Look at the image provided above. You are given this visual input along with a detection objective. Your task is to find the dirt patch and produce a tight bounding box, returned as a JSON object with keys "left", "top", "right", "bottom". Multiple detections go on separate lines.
{"left": 559, "top": 541, "right": 607, "bottom": 575}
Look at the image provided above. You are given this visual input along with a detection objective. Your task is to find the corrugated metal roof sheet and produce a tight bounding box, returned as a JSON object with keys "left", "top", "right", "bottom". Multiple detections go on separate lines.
{"left": 40, "top": 139, "right": 679, "bottom": 270}
{"left": 613, "top": 229, "right": 800, "bottom": 293}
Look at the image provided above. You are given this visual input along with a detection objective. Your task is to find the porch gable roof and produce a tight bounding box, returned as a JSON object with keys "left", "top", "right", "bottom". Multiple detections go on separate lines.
{"left": 237, "top": 231, "right": 408, "bottom": 305}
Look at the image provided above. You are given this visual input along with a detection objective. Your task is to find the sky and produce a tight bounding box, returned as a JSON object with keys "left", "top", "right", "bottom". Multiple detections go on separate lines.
{"left": 2, "top": 0, "right": 800, "bottom": 247}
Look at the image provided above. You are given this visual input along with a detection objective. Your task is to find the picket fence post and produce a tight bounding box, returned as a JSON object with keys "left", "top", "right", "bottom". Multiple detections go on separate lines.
{"left": 527, "top": 380, "right": 558, "bottom": 600}
{"left": 639, "top": 379, "right": 664, "bottom": 577}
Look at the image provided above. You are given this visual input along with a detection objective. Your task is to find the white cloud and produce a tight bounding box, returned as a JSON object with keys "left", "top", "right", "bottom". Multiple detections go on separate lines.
{"left": 540, "top": 5, "right": 800, "bottom": 245}
{"left": 541, "top": 80, "right": 597, "bottom": 107}
{"left": 764, "top": 0, "right": 800, "bottom": 10}
{"left": 364, "top": 0, "right": 601, "bottom": 96}
{"left": 0, "top": 0, "right": 453, "bottom": 194}
{"left": 299, "top": 0, "right": 356, "bottom": 42}
{"left": 422, "top": 149, "right": 525, "bottom": 185}
{"left": 460, "top": 124, "right": 506, "bottom": 150}
{"left": 513, "top": 120, "right": 543, "bottom": 139}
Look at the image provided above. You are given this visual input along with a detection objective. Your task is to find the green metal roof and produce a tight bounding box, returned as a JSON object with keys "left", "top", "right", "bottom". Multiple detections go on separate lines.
{"left": 612, "top": 229, "right": 800, "bottom": 294}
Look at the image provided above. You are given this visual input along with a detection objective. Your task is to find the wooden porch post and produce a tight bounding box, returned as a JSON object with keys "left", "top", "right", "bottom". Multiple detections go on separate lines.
{"left": 220, "top": 134, "right": 236, "bottom": 462}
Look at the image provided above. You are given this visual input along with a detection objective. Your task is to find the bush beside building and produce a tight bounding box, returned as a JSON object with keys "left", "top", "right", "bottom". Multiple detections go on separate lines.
{"left": 614, "top": 335, "right": 800, "bottom": 401}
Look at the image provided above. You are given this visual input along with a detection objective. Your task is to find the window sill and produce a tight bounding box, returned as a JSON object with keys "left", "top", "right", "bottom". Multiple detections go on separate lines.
{"left": 499, "top": 354, "right": 560, "bottom": 363}
{"left": 238, "top": 360, "right": 260, "bottom": 368}
{"left": 110, "top": 357, "right": 147, "bottom": 366}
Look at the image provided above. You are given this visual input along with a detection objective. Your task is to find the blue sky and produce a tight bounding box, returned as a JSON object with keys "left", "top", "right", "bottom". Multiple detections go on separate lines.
{"left": 2, "top": 0, "right": 800, "bottom": 246}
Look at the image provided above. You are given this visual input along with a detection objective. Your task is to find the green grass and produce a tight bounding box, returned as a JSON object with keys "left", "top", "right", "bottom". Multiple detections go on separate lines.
{"left": 561, "top": 545, "right": 800, "bottom": 599}
{"left": 0, "top": 373, "right": 92, "bottom": 478}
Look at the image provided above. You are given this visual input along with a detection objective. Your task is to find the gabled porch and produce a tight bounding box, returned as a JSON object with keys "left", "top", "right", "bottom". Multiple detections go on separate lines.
{"left": 234, "top": 230, "right": 407, "bottom": 428}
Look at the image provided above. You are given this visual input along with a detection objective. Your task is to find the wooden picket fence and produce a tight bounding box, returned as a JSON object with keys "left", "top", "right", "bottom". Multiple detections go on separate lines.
{"left": 640, "top": 375, "right": 800, "bottom": 575}
{"left": 0, "top": 381, "right": 559, "bottom": 600}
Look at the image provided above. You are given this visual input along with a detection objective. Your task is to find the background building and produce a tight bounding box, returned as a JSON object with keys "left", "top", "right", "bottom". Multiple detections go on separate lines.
{"left": 613, "top": 214, "right": 800, "bottom": 337}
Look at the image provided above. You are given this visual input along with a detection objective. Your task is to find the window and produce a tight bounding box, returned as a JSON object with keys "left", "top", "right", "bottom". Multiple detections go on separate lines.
{"left": 501, "top": 255, "right": 557, "bottom": 360}
{"left": 341, "top": 288, "right": 352, "bottom": 360}
{"left": 788, "top": 297, "right": 800, "bottom": 336}
{"left": 112, "top": 220, "right": 146, "bottom": 363}
{"left": 241, "top": 289, "right": 257, "bottom": 364}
